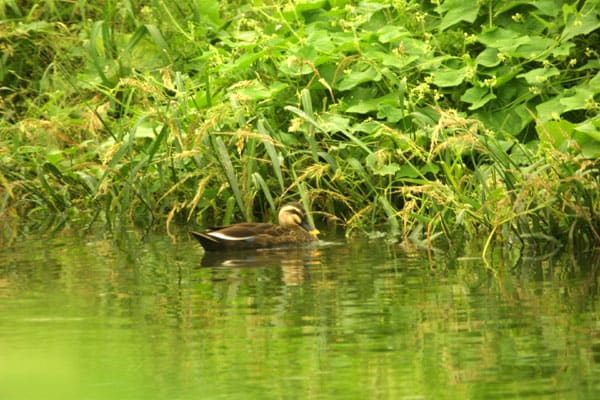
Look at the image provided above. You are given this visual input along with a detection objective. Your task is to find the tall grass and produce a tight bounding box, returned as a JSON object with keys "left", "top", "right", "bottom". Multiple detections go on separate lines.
{"left": 0, "top": 0, "right": 598, "bottom": 252}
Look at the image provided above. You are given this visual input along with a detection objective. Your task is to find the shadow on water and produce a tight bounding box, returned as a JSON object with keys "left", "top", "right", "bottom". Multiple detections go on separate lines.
{"left": 1, "top": 229, "right": 599, "bottom": 399}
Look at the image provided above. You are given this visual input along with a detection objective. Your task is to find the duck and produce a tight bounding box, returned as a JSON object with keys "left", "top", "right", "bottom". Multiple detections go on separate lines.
{"left": 190, "top": 202, "right": 319, "bottom": 251}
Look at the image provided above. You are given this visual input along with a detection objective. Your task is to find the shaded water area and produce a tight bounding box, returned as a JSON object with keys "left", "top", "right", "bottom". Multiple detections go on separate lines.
{"left": 1, "top": 230, "right": 599, "bottom": 399}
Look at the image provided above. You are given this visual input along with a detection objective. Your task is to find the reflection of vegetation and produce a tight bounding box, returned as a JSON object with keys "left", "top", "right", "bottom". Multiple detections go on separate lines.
{"left": 1, "top": 236, "right": 598, "bottom": 398}
{"left": 1, "top": 1, "right": 599, "bottom": 249}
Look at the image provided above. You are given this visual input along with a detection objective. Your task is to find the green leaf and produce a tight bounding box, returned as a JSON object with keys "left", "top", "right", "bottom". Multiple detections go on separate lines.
{"left": 559, "top": 87, "right": 595, "bottom": 112}
{"left": 17, "top": 145, "right": 44, "bottom": 154}
{"left": 223, "top": 50, "right": 265, "bottom": 74}
{"left": 295, "top": 0, "right": 327, "bottom": 13}
{"left": 574, "top": 117, "right": 600, "bottom": 158}
{"left": 495, "top": 0, "right": 561, "bottom": 17}
{"left": 345, "top": 93, "right": 399, "bottom": 114}
{"left": 377, "top": 25, "right": 411, "bottom": 43}
{"left": 143, "top": 24, "right": 171, "bottom": 59}
{"left": 512, "top": 36, "right": 557, "bottom": 58}
{"left": 320, "top": 113, "right": 352, "bottom": 132}
{"left": 575, "top": 116, "right": 600, "bottom": 141}
{"left": 278, "top": 47, "right": 318, "bottom": 76}
{"left": 212, "top": 136, "right": 247, "bottom": 220}
{"left": 561, "top": 3, "right": 600, "bottom": 42}
{"left": 589, "top": 71, "right": 600, "bottom": 90}
{"left": 430, "top": 66, "right": 467, "bottom": 87}
{"left": 366, "top": 153, "right": 400, "bottom": 176}
{"left": 478, "top": 28, "right": 556, "bottom": 58}
{"left": 199, "top": 0, "right": 222, "bottom": 26}
{"left": 335, "top": 66, "right": 381, "bottom": 91}
{"left": 477, "top": 28, "right": 519, "bottom": 47}
{"left": 475, "top": 48, "right": 501, "bottom": 67}
{"left": 397, "top": 164, "right": 421, "bottom": 178}
{"left": 377, "top": 195, "right": 400, "bottom": 234}
{"left": 580, "top": 142, "right": 600, "bottom": 158}
{"left": 257, "top": 119, "right": 285, "bottom": 191}
{"left": 377, "top": 104, "right": 404, "bottom": 123}
{"left": 475, "top": 105, "right": 531, "bottom": 136}
{"left": 45, "top": 151, "right": 64, "bottom": 165}
{"left": 535, "top": 118, "right": 600, "bottom": 158}
{"left": 536, "top": 96, "right": 565, "bottom": 122}
{"left": 517, "top": 67, "right": 560, "bottom": 84}
{"left": 436, "top": 0, "right": 480, "bottom": 31}
{"left": 88, "top": 20, "right": 112, "bottom": 86}
{"left": 251, "top": 172, "right": 275, "bottom": 211}
{"left": 531, "top": 0, "right": 563, "bottom": 17}
{"left": 306, "top": 30, "right": 336, "bottom": 54}
{"left": 460, "top": 86, "right": 496, "bottom": 110}
{"left": 536, "top": 119, "right": 574, "bottom": 149}
{"left": 232, "top": 81, "right": 288, "bottom": 101}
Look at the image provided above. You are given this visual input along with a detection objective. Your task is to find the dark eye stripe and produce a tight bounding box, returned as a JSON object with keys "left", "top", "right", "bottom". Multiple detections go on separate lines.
{"left": 289, "top": 209, "right": 304, "bottom": 218}
{"left": 282, "top": 205, "right": 305, "bottom": 217}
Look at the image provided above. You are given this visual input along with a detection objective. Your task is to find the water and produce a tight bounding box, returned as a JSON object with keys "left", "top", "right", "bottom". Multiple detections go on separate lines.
{"left": 1, "top": 231, "right": 599, "bottom": 399}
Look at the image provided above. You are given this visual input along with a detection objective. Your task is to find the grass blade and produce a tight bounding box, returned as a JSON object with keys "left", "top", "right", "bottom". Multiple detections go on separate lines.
{"left": 257, "top": 119, "right": 284, "bottom": 191}
{"left": 212, "top": 136, "right": 247, "bottom": 220}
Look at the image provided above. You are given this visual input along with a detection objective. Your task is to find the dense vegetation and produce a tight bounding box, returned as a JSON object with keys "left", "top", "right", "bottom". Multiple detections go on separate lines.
{"left": 1, "top": 0, "right": 599, "bottom": 250}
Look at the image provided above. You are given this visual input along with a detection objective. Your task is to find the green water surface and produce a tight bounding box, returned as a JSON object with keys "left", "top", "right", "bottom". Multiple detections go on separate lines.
{"left": 1, "top": 232, "right": 599, "bottom": 399}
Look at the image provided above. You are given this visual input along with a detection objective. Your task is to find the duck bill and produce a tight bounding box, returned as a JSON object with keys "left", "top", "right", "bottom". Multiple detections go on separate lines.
{"left": 301, "top": 221, "right": 320, "bottom": 236}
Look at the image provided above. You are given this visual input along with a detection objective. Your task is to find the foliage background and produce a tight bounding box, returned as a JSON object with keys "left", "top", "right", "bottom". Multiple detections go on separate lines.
{"left": 1, "top": 0, "right": 599, "bottom": 249}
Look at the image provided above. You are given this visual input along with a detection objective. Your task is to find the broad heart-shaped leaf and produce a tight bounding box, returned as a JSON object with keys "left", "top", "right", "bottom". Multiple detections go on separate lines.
{"left": 579, "top": 141, "right": 600, "bottom": 158}
{"left": 295, "top": 0, "right": 327, "bottom": 13}
{"left": 560, "top": 86, "right": 595, "bottom": 112}
{"left": 199, "top": 0, "right": 222, "bottom": 26}
{"left": 377, "top": 104, "right": 404, "bottom": 123}
{"left": 517, "top": 67, "right": 560, "bottom": 84}
{"left": 436, "top": 0, "right": 480, "bottom": 31}
{"left": 397, "top": 163, "right": 420, "bottom": 178}
{"left": 231, "top": 80, "right": 288, "bottom": 101}
{"left": 460, "top": 86, "right": 496, "bottom": 110}
{"left": 589, "top": 71, "right": 600, "bottom": 90}
{"left": 538, "top": 73, "right": 600, "bottom": 121}
{"left": 377, "top": 25, "right": 411, "bottom": 43}
{"left": 345, "top": 93, "right": 404, "bottom": 122}
{"left": 536, "top": 96, "right": 565, "bottom": 122}
{"left": 319, "top": 113, "right": 352, "bottom": 133}
{"left": 345, "top": 93, "right": 400, "bottom": 114}
{"left": 512, "top": 37, "right": 557, "bottom": 58}
{"left": 430, "top": 66, "right": 467, "bottom": 87}
{"left": 536, "top": 119, "right": 574, "bottom": 149}
{"left": 531, "top": 0, "right": 563, "bottom": 17}
{"left": 474, "top": 104, "right": 531, "bottom": 136}
{"left": 575, "top": 116, "right": 600, "bottom": 141}
{"left": 222, "top": 50, "right": 265, "bottom": 74}
{"left": 365, "top": 49, "right": 419, "bottom": 70}
{"left": 278, "top": 45, "right": 322, "bottom": 76}
{"left": 477, "top": 28, "right": 557, "bottom": 58}
{"left": 477, "top": 27, "right": 519, "bottom": 46}
{"left": 538, "top": 118, "right": 600, "bottom": 158}
{"left": 561, "top": 3, "right": 600, "bottom": 42}
{"left": 574, "top": 116, "right": 600, "bottom": 158}
{"left": 366, "top": 153, "right": 400, "bottom": 176}
{"left": 306, "top": 29, "right": 336, "bottom": 54}
{"left": 495, "top": 0, "right": 561, "bottom": 17}
{"left": 335, "top": 65, "right": 382, "bottom": 91}
{"left": 475, "top": 48, "right": 501, "bottom": 67}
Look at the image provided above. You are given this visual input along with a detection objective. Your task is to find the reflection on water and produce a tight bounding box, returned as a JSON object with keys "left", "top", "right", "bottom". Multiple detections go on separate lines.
{"left": 0, "top": 230, "right": 599, "bottom": 399}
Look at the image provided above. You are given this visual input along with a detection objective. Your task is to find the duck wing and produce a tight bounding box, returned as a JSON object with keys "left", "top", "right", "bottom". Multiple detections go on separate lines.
{"left": 190, "top": 223, "right": 284, "bottom": 251}
{"left": 205, "top": 223, "right": 277, "bottom": 238}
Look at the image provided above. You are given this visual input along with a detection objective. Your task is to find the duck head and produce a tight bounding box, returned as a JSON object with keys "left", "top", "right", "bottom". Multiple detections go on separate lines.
{"left": 278, "top": 202, "right": 320, "bottom": 236}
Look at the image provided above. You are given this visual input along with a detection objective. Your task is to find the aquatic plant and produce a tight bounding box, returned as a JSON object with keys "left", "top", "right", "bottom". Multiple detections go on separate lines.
{"left": 0, "top": 0, "right": 598, "bottom": 250}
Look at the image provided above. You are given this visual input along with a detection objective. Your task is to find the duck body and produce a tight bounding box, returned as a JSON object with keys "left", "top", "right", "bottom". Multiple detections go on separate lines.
{"left": 191, "top": 202, "right": 319, "bottom": 251}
